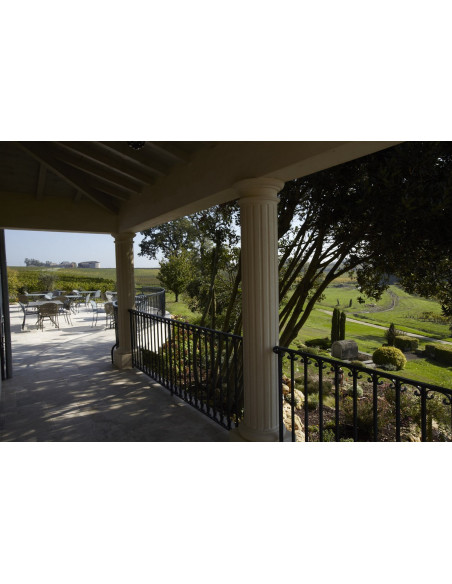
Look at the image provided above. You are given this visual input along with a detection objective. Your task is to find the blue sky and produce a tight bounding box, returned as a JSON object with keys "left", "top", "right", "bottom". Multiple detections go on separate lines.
{"left": 5, "top": 230, "right": 160, "bottom": 269}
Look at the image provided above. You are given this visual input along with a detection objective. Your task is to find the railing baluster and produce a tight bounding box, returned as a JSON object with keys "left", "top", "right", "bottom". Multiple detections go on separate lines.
{"left": 353, "top": 370, "right": 358, "bottom": 442}
{"left": 277, "top": 349, "right": 284, "bottom": 442}
{"left": 319, "top": 359, "right": 324, "bottom": 442}
{"left": 395, "top": 379, "right": 401, "bottom": 442}
{"left": 304, "top": 356, "right": 309, "bottom": 443}
{"left": 421, "top": 387, "right": 427, "bottom": 442}
{"left": 372, "top": 373, "right": 378, "bottom": 442}
{"left": 290, "top": 354, "right": 296, "bottom": 442}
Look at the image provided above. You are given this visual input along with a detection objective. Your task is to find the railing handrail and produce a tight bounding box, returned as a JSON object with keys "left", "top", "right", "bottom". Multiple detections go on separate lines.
{"left": 274, "top": 345, "right": 452, "bottom": 396}
{"left": 129, "top": 308, "right": 243, "bottom": 343}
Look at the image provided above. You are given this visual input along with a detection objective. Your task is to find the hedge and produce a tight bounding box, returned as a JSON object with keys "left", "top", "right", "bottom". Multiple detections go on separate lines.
{"left": 425, "top": 343, "right": 452, "bottom": 366}
{"left": 394, "top": 335, "right": 419, "bottom": 352}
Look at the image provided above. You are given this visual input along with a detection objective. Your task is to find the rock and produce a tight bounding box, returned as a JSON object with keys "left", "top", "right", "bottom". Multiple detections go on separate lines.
{"left": 331, "top": 340, "right": 358, "bottom": 360}
{"left": 401, "top": 423, "right": 422, "bottom": 442}
{"left": 282, "top": 402, "right": 305, "bottom": 442}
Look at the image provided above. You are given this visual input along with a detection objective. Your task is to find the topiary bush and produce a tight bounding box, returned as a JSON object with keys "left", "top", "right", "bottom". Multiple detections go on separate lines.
{"left": 372, "top": 346, "right": 407, "bottom": 370}
{"left": 394, "top": 335, "right": 419, "bottom": 352}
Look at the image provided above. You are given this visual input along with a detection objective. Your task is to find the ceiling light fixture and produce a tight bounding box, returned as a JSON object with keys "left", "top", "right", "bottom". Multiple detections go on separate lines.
{"left": 127, "top": 142, "right": 146, "bottom": 150}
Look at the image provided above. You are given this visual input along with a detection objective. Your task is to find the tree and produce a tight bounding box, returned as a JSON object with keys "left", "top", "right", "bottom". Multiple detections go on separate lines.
{"left": 139, "top": 217, "right": 199, "bottom": 261}
{"left": 275, "top": 141, "right": 452, "bottom": 347}
{"left": 331, "top": 308, "right": 341, "bottom": 343}
{"left": 157, "top": 251, "right": 192, "bottom": 302}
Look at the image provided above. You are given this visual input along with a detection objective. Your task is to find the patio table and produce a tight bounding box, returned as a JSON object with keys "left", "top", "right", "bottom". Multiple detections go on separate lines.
{"left": 27, "top": 300, "right": 63, "bottom": 308}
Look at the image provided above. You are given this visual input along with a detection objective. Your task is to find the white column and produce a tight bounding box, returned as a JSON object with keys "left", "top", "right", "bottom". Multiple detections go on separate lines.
{"left": 112, "top": 232, "right": 136, "bottom": 369}
{"left": 232, "top": 177, "right": 284, "bottom": 441}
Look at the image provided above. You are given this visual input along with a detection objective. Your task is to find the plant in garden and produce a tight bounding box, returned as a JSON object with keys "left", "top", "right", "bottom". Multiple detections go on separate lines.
{"left": 372, "top": 346, "right": 407, "bottom": 370}
{"left": 339, "top": 311, "right": 346, "bottom": 340}
{"left": 331, "top": 307, "right": 341, "bottom": 343}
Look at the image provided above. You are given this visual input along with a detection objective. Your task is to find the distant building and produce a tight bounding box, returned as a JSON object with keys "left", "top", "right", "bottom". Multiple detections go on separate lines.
{"left": 78, "top": 261, "right": 100, "bottom": 269}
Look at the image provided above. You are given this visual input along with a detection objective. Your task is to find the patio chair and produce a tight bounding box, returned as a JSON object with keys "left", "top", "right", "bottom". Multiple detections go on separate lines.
{"left": 57, "top": 296, "right": 73, "bottom": 325}
{"left": 84, "top": 292, "right": 91, "bottom": 307}
{"left": 104, "top": 302, "right": 115, "bottom": 328}
{"left": 89, "top": 299, "right": 104, "bottom": 326}
{"left": 37, "top": 302, "right": 59, "bottom": 331}
{"left": 71, "top": 290, "right": 83, "bottom": 312}
{"left": 93, "top": 290, "right": 102, "bottom": 305}
{"left": 18, "top": 301, "right": 38, "bottom": 330}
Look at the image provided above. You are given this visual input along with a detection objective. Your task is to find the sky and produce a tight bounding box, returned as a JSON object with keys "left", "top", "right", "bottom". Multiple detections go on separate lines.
{"left": 4, "top": 229, "right": 160, "bottom": 269}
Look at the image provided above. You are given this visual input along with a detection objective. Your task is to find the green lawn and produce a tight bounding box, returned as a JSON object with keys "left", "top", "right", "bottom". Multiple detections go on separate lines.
{"left": 318, "top": 282, "right": 452, "bottom": 341}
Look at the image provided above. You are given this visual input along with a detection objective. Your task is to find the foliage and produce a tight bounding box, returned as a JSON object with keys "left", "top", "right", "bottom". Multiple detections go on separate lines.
{"left": 6, "top": 268, "right": 20, "bottom": 301}
{"left": 157, "top": 251, "right": 192, "bottom": 302}
{"left": 373, "top": 346, "right": 407, "bottom": 370}
{"left": 37, "top": 272, "right": 57, "bottom": 291}
{"left": 394, "top": 335, "right": 419, "bottom": 352}
{"left": 345, "top": 384, "right": 364, "bottom": 398}
{"left": 305, "top": 337, "right": 330, "bottom": 349}
{"left": 12, "top": 269, "right": 116, "bottom": 295}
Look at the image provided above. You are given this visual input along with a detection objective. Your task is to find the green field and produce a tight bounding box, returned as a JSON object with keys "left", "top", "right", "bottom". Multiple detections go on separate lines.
{"left": 317, "top": 277, "right": 452, "bottom": 341}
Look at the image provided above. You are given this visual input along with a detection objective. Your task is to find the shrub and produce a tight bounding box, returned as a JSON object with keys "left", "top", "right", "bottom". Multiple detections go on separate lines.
{"left": 372, "top": 346, "right": 406, "bottom": 370}
{"left": 394, "top": 335, "right": 419, "bottom": 352}
{"left": 305, "top": 337, "right": 331, "bottom": 349}
{"left": 306, "top": 393, "right": 320, "bottom": 411}
{"left": 305, "top": 379, "right": 333, "bottom": 396}
{"left": 345, "top": 384, "right": 364, "bottom": 398}
{"left": 425, "top": 343, "right": 452, "bottom": 366}
{"left": 385, "top": 323, "right": 402, "bottom": 346}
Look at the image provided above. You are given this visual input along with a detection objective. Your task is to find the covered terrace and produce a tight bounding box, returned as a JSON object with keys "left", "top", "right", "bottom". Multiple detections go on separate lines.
{"left": 0, "top": 141, "right": 400, "bottom": 441}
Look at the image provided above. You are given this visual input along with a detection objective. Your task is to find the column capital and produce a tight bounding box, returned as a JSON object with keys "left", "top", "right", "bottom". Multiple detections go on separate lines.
{"left": 111, "top": 232, "right": 135, "bottom": 244}
{"left": 234, "top": 177, "right": 285, "bottom": 201}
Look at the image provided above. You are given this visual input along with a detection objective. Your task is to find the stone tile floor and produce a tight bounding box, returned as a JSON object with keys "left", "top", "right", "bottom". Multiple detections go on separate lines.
{"left": 0, "top": 303, "right": 228, "bottom": 441}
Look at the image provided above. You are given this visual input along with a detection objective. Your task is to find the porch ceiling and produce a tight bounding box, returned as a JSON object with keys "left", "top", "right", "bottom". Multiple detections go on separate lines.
{"left": 0, "top": 141, "right": 401, "bottom": 234}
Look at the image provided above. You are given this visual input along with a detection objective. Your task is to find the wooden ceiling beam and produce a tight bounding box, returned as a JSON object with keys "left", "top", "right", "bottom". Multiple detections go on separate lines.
{"left": 36, "top": 164, "right": 47, "bottom": 200}
{"left": 17, "top": 142, "right": 118, "bottom": 214}
{"left": 99, "top": 141, "right": 170, "bottom": 177}
{"left": 146, "top": 142, "right": 190, "bottom": 163}
{"left": 50, "top": 142, "right": 143, "bottom": 193}
{"left": 57, "top": 141, "right": 157, "bottom": 184}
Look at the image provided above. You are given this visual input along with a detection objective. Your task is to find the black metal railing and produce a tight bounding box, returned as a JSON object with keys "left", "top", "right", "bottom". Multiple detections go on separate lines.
{"left": 274, "top": 346, "right": 452, "bottom": 442}
{"left": 130, "top": 309, "right": 243, "bottom": 430}
{"left": 111, "top": 290, "right": 166, "bottom": 363}
{"left": 135, "top": 287, "right": 166, "bottom": 316}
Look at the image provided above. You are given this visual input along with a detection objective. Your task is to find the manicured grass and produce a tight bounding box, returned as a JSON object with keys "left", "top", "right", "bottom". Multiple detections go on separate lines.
{"left": 165, "top": 292, "right": 200, "bottom": 321}
{"left": 318, "top": 282, "right": 452, "bottom": 341}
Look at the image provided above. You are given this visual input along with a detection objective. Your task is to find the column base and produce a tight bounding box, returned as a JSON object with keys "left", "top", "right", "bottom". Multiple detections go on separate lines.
{"left": 229, "top": 424, "right": 281, "bottom": 442}
{"left": 113, "top": 350, "right": 133, "bottom": 369}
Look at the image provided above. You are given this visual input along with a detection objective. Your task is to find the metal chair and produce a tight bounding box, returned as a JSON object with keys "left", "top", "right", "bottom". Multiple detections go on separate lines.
{"left": 37, "top": 302, "right": 59, "bottom": 330}
{"left": 18, "top": 301, "right": 38, "bottom": 330}
{"left": 57, "top": 296, "right": 73, "bottom": 325}
{"left": 90, "top": 299, "right": 103, "bottom": 326}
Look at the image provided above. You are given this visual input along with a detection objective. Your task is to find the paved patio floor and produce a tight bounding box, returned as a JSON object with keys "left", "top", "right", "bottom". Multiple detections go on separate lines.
{"left": 0, "top": 303, "right": 228, "bottom": 441}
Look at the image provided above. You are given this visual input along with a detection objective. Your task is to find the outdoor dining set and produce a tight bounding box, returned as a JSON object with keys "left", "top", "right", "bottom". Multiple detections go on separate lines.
{"left": 17, "top": 290, "right": 117, "bottom": 330}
